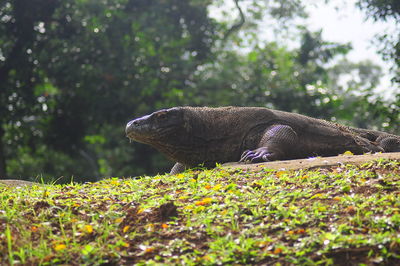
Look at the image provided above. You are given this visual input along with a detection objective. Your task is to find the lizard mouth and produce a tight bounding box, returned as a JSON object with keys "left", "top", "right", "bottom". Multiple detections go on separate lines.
{"left": 125, "top": 107, "right": 184, "bottom": 145}
{"left": 125, "top": 118, "right": 153, "bottom": 143}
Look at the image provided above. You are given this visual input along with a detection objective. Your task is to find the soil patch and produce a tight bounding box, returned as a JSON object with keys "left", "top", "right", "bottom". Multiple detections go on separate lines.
{"left": 224, "top": 152, "right": 400, "bottom": 172}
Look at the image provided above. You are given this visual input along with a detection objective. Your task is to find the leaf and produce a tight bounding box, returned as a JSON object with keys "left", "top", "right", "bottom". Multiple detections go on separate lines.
{"left": 82, "top": 244, "right": 94, "bottom": 255}
{"left": 195, "top": 197, "right": 213, "bottom": 206}
{"left": 342, "top": 151, "right": 354, "bottom": 156}
{"left": 273, "top": 247, "right": 283, "bottom": 254}
{"left": 54, "top": 244, "right": 67, "bottom": 251}
{"left": 31, "top": 226, "right": 38, "bottom": 232}
{"left": 83, "top": 225, "right": 93, "bottom": 234}
{"left": 311, "top": 193, "right": 324, "bottom": 199}
{"left": 84, "top": 135, "right": 106, "bottom": 145}
{"left": 248, "top": 51, "right": 258, "bottom": 62}
{"left": 161, "top": 223, "right": 169, "bottom": 229}
{"left": 213, "top": 184, "right": 222, "bottom": 190}
{"left": 276, "top": 171, "right": 287, "bottom": 178}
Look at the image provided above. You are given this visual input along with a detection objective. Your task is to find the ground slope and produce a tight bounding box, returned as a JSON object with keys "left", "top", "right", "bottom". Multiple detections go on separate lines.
{"left": 1, "top": 153, "right": 400, "bottom": 265}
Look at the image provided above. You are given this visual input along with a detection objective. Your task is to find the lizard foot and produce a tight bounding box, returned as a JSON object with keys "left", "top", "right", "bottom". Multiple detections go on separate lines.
{"left": 240, "top": 148, "right": 273, "bottom": 163}
{"left": 378, "top": 137, "right": 400, "bottom": 152}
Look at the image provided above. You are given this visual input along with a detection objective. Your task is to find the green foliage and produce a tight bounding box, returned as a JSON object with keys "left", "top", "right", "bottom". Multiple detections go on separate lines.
{"left": 356, "top": 0, "right": 400, "bottom": 83}
{"left": 357, "top": 0, "right": 400, "bottom": 21}
{"left": 1, "top": 159, "right": 400, "bottom": 264}
{"left": 0, "top": 0, "right": 398, "bottom": 180}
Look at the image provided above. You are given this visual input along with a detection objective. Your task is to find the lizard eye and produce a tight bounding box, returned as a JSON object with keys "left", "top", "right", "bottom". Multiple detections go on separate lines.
{"left": 155, "top": 110, "right": 168, "bottom": 120}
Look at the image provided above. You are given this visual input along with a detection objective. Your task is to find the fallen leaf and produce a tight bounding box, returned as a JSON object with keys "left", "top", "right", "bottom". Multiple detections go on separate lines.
{"left": 54, "top": 244, "right": 67, "bottom": 251}
{"left": 83, "top": 225, "right": 93, "bottom": 233}
{"left": 161, "top": 223, "right": 169, "bottom": 229}
{"left": 273, "top": 247, "right": 283, "bottom": 254}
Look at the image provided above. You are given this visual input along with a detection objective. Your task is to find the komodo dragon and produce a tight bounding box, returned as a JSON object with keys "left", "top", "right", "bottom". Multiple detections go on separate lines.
{"left": 125, "top": 107, "right": 400, "bottom": 174}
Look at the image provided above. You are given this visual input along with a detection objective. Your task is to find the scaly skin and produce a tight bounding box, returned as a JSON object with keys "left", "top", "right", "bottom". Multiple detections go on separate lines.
{"left": 126, "top": 107, "right": 400, "bottom": 174}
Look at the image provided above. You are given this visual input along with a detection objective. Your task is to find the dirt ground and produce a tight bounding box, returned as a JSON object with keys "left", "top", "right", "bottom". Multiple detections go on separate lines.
{"left": 224, "top": 152, "right": 400, "bottom": 171}
{"left": 2, "top": 152, "right": 400, "bottom": 187}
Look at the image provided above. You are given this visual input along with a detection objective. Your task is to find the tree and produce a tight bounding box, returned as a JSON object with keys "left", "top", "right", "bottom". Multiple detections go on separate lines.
{"left": 1, "top": 0, "right": 217, "bottom": 180}
{"left": 0, "top": 0, "right": 61, "bottom": 177}
{"left": 357, "top": 0, "right": 400, "bottom": 83}
{"left": 1, "top": 0, "right": 396, "bottom": 181}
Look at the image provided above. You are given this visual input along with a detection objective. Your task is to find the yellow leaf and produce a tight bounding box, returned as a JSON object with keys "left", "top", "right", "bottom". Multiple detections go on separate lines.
{"left": 213, "top": 184, "right": 222, "bottom": 191}
{"left": 54, "top": 244, "right": 67, "bottom": 251}
{"left": 343, "top": 151, "right": 354, "bottom": 156}
{"left": 123, "top": 225, "right": 130, "bottom": 233}
{"left": 195, "top": 206, "right": 206, "bottom": 212}
{"left": 145, "top": 247, "right": 154, "bottom": 253}
{"left": 110, "top": 180, "right": 120, "bottom": 185}
{"left": 176, "top": 174, "right": 185, "bottom": 178}
{"left": 184, "top": 205, "right": 193, "bottom": 210}
{"left": 83, "top": 225, "right": 93, "bottom": 233}
{"left": 276, "top": 171, "right": 287, "bottom": 178}
{"left": 311, "top": 193, "right": 323, "bottom": 199}
{"left": 202, "top": 197, "right": 213, "bottom": 204}
{"left": 115, "top": 217, "right": 123, "bottom": 223}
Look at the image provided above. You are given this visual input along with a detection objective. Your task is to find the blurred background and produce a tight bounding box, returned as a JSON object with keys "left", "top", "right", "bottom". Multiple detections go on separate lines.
{"left": 0, "top": 0, "right": 399, "bottom": 182}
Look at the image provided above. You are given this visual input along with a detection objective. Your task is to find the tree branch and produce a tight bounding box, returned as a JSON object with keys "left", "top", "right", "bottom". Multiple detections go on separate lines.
{"left": 223, "top": 0, "right": 245, "bottom": 41}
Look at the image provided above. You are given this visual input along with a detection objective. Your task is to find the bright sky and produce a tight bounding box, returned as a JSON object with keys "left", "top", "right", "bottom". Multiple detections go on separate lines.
{"left": 210, "top": 0, "right": 398, "bottom": 96}
{"left": 305, "top": 0, "right": 398, "bottom": 94}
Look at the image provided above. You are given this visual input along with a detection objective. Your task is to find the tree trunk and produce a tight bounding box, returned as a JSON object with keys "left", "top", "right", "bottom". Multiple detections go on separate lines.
{"left": 0, "top": 125, "right": 7, "bottom": 178}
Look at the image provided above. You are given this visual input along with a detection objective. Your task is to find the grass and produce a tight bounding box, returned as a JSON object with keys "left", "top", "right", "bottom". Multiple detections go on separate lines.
{"left": 1, "top": 158, "right": 400, "bottom": 265}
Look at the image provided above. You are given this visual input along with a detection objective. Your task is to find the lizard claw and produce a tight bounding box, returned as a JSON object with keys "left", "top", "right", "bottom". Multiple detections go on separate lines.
{"left": 240, "top": 148, "right": 272, "bottom": 163}
{"left": 239, "top": 150, "right": 251, "bottom": 162}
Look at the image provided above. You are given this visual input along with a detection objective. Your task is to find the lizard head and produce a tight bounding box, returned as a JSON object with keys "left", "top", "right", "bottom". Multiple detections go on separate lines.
{"left": 125, "top": 107, "right": 186, "bottom": 146}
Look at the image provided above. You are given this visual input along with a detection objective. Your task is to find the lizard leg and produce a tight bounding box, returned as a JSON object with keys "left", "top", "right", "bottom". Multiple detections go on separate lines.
{"left": 376, "top": 136, "right": 400, "bottom": 152}
{"left": 240, "top": 125, "right": 298, "bottom": 163}
{"left": 170, "top": 162, "right": 186, "bottom": 175}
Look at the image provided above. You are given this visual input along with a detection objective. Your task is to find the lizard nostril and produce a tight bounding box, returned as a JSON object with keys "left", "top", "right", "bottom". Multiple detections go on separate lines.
{"left": 128, "top": 119, "right": 141, "bottom": 127}
{"left": 126, "top": 120, "right": 137, "bottom": 134}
